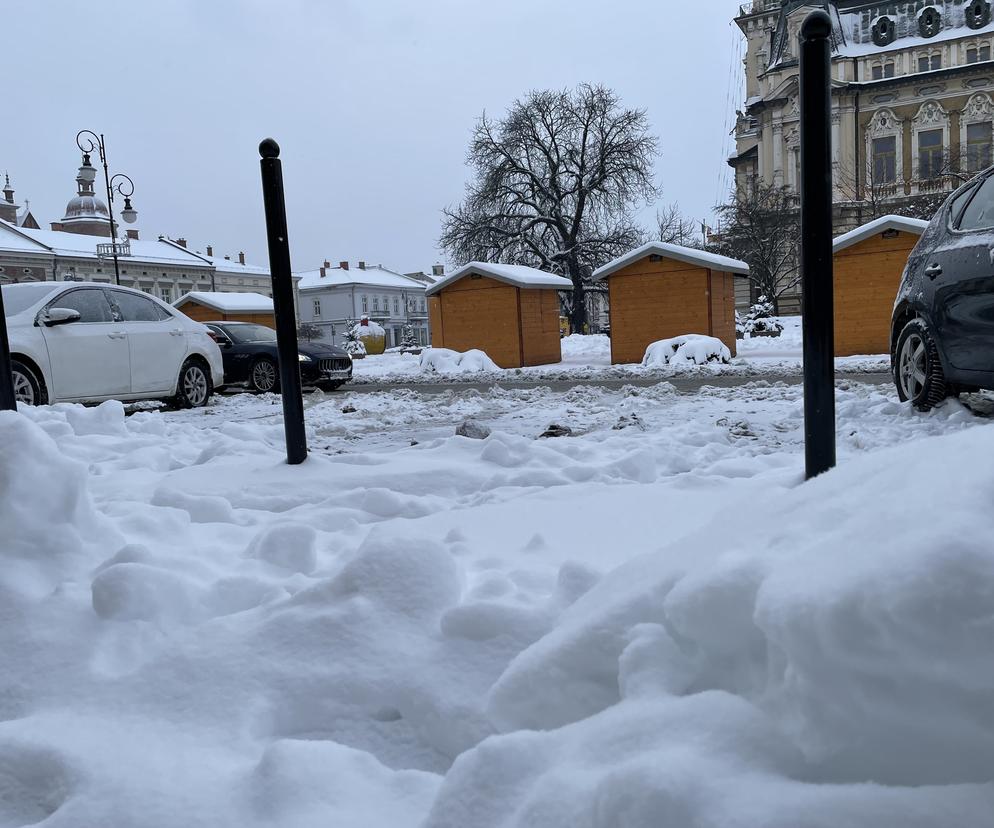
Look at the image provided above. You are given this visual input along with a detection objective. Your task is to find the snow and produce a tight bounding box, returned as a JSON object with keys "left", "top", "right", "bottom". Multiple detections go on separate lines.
{"left": 2, "top": 372, "right": 994, "bottom": 824}
{"left": 174, "top": 291, "right": 274, "bottom": 313}
{"left": 592, "top": 241, "right": 749, "bottom": 281}
{"left": 425, "top": 262, "right": 572, "bottom": 295}
{"left": 356, "top": 318, "right": 386, "bottom": 337}
{"left": 419, "top": 347, "right": 500, "bottom": 373}
{"left": 297, "top": 265, "right": 427, "bottom": 292}
{"left": 833, "top": 215, "right": 929, "bottom": 253}
{"left": 642, "top": 334, "right": 731, "bottom": 367}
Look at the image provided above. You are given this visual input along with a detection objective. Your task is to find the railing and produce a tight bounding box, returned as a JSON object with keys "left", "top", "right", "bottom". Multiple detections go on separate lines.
{"left": 96, "top": 240, "right": 131, "bottom": 259}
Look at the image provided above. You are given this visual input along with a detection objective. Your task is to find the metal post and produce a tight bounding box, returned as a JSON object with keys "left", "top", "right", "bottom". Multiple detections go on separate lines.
{"left": 259, "top": 138, "right": 307, "bottom": 465}
{"left": 0, "top": 284, "right": 16, "bottom": 410}
{"left": 98, "top": 135, "right": 122, "bottom": 286}
{"left": 799, "top": 10, "right": 836, "bottom": 479}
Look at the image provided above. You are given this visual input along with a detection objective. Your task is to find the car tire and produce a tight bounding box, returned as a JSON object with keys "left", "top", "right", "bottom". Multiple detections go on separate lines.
{"left": 894, "top": 319, "right": 948, "bottom": 411}
{"left": 319, "top": 381, "right": 344, "bottom": 392}
{"left": 249, "top": 357, "right": 280, "bottom": 393}
{"left": 172, "top": 358, "right": 213, "bottom": 409}
{"left": 10, "top": 359, "right": 43, "bottom": 406}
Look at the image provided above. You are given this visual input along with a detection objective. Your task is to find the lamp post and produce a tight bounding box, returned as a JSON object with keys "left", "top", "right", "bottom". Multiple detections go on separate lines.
{"left": 75, "top": 131, "right": 138, "bottom": 285}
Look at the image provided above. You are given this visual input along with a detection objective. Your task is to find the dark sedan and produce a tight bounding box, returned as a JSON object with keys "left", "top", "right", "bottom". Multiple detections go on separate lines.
{"left": 203, "top": 321, "right": 352, "bottom": 392}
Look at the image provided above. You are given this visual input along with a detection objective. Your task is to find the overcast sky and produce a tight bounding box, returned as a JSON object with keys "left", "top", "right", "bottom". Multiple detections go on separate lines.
{"left": 6, "top": 0, "right": 746, "bottom": 274}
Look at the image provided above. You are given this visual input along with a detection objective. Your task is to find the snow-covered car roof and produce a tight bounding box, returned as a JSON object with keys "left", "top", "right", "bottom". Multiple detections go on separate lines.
{"left": 592, "top": 242, "right": 750, "bottom": 281}
{"left": 173, "top": 291, "right": 274, "bottom": 313}
{"left": 425, "top": 262, "right": 572, "bottom": 296}
{"left": 832, "top": 215, "right": 929, "bottom": 253}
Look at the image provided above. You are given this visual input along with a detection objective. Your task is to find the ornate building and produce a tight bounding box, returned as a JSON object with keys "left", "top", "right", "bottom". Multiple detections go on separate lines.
{"left": 730, "top": 0, "right": 994, "bottom": 222}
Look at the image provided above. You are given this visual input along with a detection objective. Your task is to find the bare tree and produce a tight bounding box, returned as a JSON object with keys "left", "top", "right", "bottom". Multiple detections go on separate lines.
{"left": 440, "top": 84, "right": 658, "bottom": 331}
{"left": 657, "top": 203, "right": 702, "bottom": 247}
{"left": 711, "top": 181, "right": 800, "bottom": 314}
{"left": 297, "top": 322, "right": 323, "bottom": 342}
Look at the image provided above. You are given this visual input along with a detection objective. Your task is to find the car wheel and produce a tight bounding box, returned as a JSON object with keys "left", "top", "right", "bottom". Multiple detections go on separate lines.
{"left": 894, "top": 319, "right": 947, "bottom": 411}
{"left": 10, "top": 359, "right": 42, "bottom": 406}
{"left": 319, "top": 381, "right": 343, "bottom": 392}
{"left": 250, "top": 357, "right": 280, "bottom": 393}
{"left": 173, "top": 358, "right": 213, "bottom": 409}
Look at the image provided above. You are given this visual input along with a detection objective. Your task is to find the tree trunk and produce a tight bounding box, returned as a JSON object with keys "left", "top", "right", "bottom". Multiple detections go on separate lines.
{"left": 567, "top": 259, "right": 587, "bottom": 334}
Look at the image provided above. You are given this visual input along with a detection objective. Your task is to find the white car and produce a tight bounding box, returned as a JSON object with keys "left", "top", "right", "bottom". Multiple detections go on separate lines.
{"left": 1, "top": 281, "right": 224, "bottom": 407}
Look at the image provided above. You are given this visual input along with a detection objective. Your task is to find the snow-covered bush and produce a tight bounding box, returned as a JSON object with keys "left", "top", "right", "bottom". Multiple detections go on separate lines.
{"left": 419, "top": 348, "right": 499, "bottom": 374}
{"left": 401, "top": 326, "right": 419, "bottom": 350}
{"left": 743, "top": 296, "right": 784, "bottom": 337}
{"left": 342, "top": 319, "right": 367, "bottom": 358}
{"left": 642, "top": 334, "right": 731, "bottom": 367}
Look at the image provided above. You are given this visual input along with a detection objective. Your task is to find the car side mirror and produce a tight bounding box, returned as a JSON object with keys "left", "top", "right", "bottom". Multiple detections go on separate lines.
{"left": 39, "top": 307, "right": 82, "bottom": 327}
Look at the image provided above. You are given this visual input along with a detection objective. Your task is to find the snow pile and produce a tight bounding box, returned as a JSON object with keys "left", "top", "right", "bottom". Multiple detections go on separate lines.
{"left": 424, "top": 425, "right": 994, "bottom": 826}
{"left": 419, "top": 348, "right": 500, "bottom": 374}
{"left": 642, "top": 334, "right": 731, "bottom": 367}
{"left": 355, "top": 318, "right": 386, "bottom": 339}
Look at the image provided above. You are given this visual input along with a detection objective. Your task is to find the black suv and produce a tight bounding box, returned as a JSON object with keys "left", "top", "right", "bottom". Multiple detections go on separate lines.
{"left": 892, "top": 171, "right": 994, "bottom": 410}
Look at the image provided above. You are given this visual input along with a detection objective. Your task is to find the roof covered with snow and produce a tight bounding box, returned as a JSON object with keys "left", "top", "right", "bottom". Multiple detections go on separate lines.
{"left": 173, "top": 291, "right": 274, "bottom": 313}
{"left": 833, "top": 215, "right": 929, "bottom": 253}
{"left": 0, "top": 219, "right": 53, "bottom": 254}
{"left": 297, "top": 264, "right": 427, "bottom": 292}
{"left": 592, "top": 242, "right": 750, "bottom": 281}
{"left": 3, "top": 225, "right": 213, "bottom": 268}
{"left": 425, "top": 262, "right": 573, "bottom": 295}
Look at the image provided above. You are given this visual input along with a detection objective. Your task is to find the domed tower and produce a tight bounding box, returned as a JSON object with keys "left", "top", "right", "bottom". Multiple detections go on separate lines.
{"left": 51, "top": 153, "right": 113, "bottom": 236}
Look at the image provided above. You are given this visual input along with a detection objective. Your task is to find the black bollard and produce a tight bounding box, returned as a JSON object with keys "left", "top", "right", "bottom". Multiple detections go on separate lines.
{"left": 0, "top": 285, "right": 16, "bottom": 411}
{"left": 799, "top": 10, "right": 836, "bottom": 480}
{"left": 259, "top": 138, "right": 308, "bottom": 465}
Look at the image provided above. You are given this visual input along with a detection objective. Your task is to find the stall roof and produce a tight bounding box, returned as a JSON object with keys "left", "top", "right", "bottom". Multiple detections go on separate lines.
{"left": 174, "top": 291, "right": 274, "bottom": 313}
{"left": 592, "top": 242, "right": 749, "bottom": 281}
{"left": 833, "top": 215, "right": 929, "bottom": 253}
{"left": 425, "top": 262, "right": 572, "bottom": 296}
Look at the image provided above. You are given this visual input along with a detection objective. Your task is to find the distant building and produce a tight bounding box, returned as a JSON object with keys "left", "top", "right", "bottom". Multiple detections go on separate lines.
{"left": 296, "top": 260, "right": 429, "bottom": 348}
{"left": 0, "top": 174, "right": 39, "bottom": 229}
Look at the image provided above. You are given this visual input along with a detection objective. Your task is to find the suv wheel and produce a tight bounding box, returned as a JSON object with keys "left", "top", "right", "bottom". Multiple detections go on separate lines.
{"left": 173, "top": 358, "right": 213, "bottom": 408}
{"left": 250, "top": 357, "right": 279, "bottom": 393}
{"left": 894, "top": 319, "right": 948, "bottom": 411}
{"left": 10, "top": 360, "right": 42, "bottom": 406}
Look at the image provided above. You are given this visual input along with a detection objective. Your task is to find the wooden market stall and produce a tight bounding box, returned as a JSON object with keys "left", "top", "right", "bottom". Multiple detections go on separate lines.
{"left": 592, "top": 242, "right": 747, "bottom": 364}
{"left": 173, "top": 291, "right": 275, "bottom": 327}
{"left": 426, "top": 263, "right": 572, "bottom": 369}
{"left": 832, "top": 215, "right": 928, "bottom": 357}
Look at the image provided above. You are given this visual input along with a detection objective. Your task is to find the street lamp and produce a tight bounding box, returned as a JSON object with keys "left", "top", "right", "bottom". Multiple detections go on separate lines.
{"left": 75, "top": 130, "right": 138, "bottom": 285}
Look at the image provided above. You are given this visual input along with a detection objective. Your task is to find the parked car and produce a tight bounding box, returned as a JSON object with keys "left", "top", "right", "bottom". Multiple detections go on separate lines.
{"left": 892, "top": 169, "right": 994, "bottom": 410}
{"left": 202, "top": 321, "right": 353, "bottom": 392}
{"left": 1, "top": 281, "right": 223, "bottom": 407}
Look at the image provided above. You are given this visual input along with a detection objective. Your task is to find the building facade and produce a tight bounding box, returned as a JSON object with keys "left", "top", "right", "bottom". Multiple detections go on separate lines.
{"left": 732, "top": 1, "right": 994, "bottom": 215}
{"left": 296, "top": 261, "right": 430, "bottom": 348}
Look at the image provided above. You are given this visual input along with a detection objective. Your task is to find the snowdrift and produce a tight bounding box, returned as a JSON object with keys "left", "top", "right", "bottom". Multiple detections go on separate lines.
{"left": 642, "top": 334, "right": 731, "bottom": 367}
{"left": 419, "top": 348, "right": 499, "bottom": 374}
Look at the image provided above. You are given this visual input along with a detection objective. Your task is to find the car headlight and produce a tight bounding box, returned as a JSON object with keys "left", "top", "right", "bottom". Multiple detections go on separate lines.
{"left": 299, "top": 354, "right": 312, "bottom": 363}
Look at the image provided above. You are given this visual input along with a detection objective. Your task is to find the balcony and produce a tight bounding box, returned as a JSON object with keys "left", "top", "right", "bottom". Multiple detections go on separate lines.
{"left": 96, "top": 240, "right": 131, "bottom": 259}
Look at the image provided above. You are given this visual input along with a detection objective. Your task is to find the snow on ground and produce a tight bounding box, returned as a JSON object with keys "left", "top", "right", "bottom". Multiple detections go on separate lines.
{"left": 3, "top": 378, "right": 993, "bottom": 826}
{"left": 350, "top": 318, "right": 887, "bottom": 384}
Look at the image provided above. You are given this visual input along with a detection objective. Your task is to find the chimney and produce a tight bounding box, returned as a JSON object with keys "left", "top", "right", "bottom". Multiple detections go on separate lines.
{"left": 238, "top": 251, "right": 245, "bottom": 265}
{"left": 126, "top": 229, "right": 139, "bottom": 240}
{"left": 206, "top": 245, "right": 214, "bottom": 257}
{"left": 432, "top": 264, "right": 444, "bottom": 277}
{"left": 224, "top": 255, "right": 231, "bottom": 260}
{"left": 323, "top": 259, "right": 330, "bottom": 268}
{"left": 358, "top": 260, "right": 366, "bottom": 270}
{"left": 320, "top": 266, "right": 327, "bottom": 278}
{"left": 339, "top": 261, "right": 349, "bottom": 270}
{"left": 176, "top": 237, "right": 187, "bottom": 248}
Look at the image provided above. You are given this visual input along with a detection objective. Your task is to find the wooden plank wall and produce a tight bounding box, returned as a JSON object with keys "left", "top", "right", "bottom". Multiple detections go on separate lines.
{"left": 834, "top": 231, "right": 919, "bottom": 357}
{"left": 428, "top": 297, "right": 444, "bottom": 346}
{"left": 607, "top": 258, "right": 712, "bottom": 364}
{"left": 518, "top": 288, "right": 563, "bottom": 366}
{"left": 179, "top": 303, "right": 276, "bottom": 328}
{"left": 433, "top": 275, "right": 523, "bottom": 368}
{"left": 709, "top": 271, "right": 737, "bottom": 358}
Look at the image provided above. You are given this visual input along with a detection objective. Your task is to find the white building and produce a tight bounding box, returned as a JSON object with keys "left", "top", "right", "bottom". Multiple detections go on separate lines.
{"left": 296, "top": 261, "right": 429, "bottom": 348}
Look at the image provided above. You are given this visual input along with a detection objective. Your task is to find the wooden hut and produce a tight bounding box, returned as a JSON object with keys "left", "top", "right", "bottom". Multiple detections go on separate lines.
{"left": 592, "top": 242, "right": 748, "bottom": 365}
{"left": 173, "top": 292, "right": 276, "bottom": 327}
{"left": 426, "top": 263, "right": 572, "bottom": 369}
{"left": 832, "top": 216, "right": 928, "bottom": 357}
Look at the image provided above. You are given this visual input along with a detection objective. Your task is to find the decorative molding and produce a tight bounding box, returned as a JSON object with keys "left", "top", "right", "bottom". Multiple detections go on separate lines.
{"left": 960, "top": 92, "right": 994, "bottom": 173}
{"left": 965, "top": 76, "right": 992, "bottom": 89}
{"left": 872, "top": 93, "right": 899, "bottom": 104}
{"left": 916, "top": 85, "right": 946, "bottom": 97}
{"left": 911, "top": 100, "right": 951, "bottom": 183}
{"left": 865, "top": 107, "right": 905, "bottom": 189}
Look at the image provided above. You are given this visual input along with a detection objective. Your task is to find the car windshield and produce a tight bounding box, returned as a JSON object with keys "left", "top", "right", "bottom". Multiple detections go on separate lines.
{"left": 1, "top": 283, "right": 57, "bottom": 316}
{"left": 228, "top": 323, "right": 277, "bottom": 343}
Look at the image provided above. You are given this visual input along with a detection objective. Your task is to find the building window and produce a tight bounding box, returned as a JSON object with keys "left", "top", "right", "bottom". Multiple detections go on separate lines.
{"left": 918, "top": 53, "right": 942, "bottom": 72}
{"left": 361, "top": 295, "right": 368, "bottom": 313}
{"left": 313, "top": 299, "right": 322, "bottom": 317}
{"left": 967, "top": 44, "right": 991, "bottom": 64}
{"left": 420, "top": 299, "right": 426, "bottom": 312}
{"left": 872, "top": 135, "right": 897, "bottom": 183}
{"left": 967, "top": 122, "right": 993, "bottom": 171}
{"left": 393, "top": 296, "right": 400, "bottom": 315}
{"left": 918, "top": 129, "right": 944, "bottom": 179}
{"left": 871, "top": 62, "right": 895, "bottom": 80}
{"left": 372, "top": 296, "right": 379, "bottom": 311}
{"left": 160, "top": 286, "right": 173, "bottom": 302}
